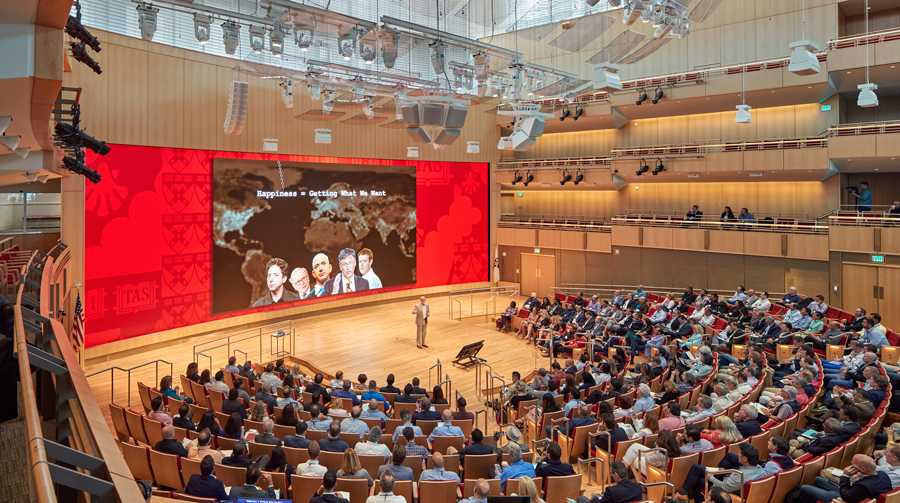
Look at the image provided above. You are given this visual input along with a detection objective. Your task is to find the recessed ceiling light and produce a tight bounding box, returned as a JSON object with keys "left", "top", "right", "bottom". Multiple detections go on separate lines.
{"left": 846, "top": 71, "right": 853, "bottom": 74}
{"left": 874, "top": 168, "right": 880, "bottom": 171}
{"left": 807, "top": 86, "right": 813, "bottom": 89}
{"left": 892, "top": 66, "right": 897, "bottom": 69}
{"left": 771, "top": 90, "right": 776, "bottom": 94}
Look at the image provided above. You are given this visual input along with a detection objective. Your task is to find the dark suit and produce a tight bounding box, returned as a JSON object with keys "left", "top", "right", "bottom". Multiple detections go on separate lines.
{"left": 255, "top": 433, "right": 280, "bottom": 445}
{"left": 310, "top": 493, "right": 351, "bottom": 503}
{"left": 332, "top": 275, "right": 369, "bottom": 294}
{"left": 255, "top": 391, "right": 277, "bottom": 409}
{"left": 312, "top": 280, "right": 333, "bottom": 298}
{"left": 459, "top": 442, "right": 497, "bottom": 463}
{"left": 587, "top": 479, "right": 643, "bottom": 503}
{"left": 282, "top": 434, "right": 310, "bottom": 449}
{"left": 413, "top": 410, "right": 441, "bottom": 423}
{"left": 221, "top": 454, "right": 252, "bottom": 468}
{"left": 228, "top": 484, "right": 276, "bottom": 500}
{"left": 173, "top": 416, "right": 196, "bottom": 431}
{"left": 380, "top": 385, "right": 401, "bottom": 394}
{"left": 154, "top": 438, "right": 188, "bottom": 457}
{"left": 839, "top": 472, "right": 892, "bottom": 503}
{"left": 184, "top": 474, "right": 228, "bottom": 501}
{"left": 319, "top": 436, "right": 349, "bottom": 453}
{"left": 222, "top": 399, "right": 246, "bottom": 418}
{"left": 535, "top": 459, "right": 576, "bottom": 478}
{"left": 251, "top": 289, "right": 300, "bottom": 307}
{"left": 735, "top": 420, "right": 763, "bottom": 438}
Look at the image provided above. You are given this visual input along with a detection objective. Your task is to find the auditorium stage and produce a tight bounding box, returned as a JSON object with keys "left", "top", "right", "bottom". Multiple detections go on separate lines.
{"left": 84, "top": 293, "right": 541, "bottom": 426}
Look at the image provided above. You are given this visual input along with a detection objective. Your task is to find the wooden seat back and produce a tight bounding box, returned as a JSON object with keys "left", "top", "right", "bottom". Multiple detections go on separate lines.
{"left": 418, "top": 480, "right": 458, "bottom": 503}
{"left": 149, "top": 449, "right": 184, "bottom": 490}
{"left": 119, "top": 441, "right": 153, "bottom": 481}
{"left": 543, "top": 474, "right": 582, "bottom": 503}
{"left": 334, "top": 477, "right": 370, "bottom": 503}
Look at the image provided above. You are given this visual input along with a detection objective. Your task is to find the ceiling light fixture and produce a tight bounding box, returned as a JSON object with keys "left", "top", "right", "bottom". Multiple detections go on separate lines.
{"left": 635, "top": 89, "right": 648, "bottom": 105}
{"left": 652, "top": 86, "right": 664, "bottom": 104}
{"left": 560, "top": 169, "right": 573, "bottom": 185}
{"left": 652, "top": 158, "right": 665, "bottom": 175}
{"left": 574, "top": 168, "right": 584, "bottom": 185}
{"left": 338, "top": 31, "right": 356, "bottom": 61}
{"left": 193, "top": 13, "right": 210, "bottom": 44}
{"left": 270, "top": 22, "right": 287, "bottom": 56}
{"left": 249, "top": 25, "right": 266, "bottom": 54}
{"left": 560, "top": 107, "right": 572, "bottom": 121}
{"left": 512, "top": 171, "right": 524, "bottom": 185}
{"left": 523, "top": 171, "right": 534, "bottom": 187}
{"left": 430, "top": 40, "right": 447, "bottom": 76}
{"left": 635, "top": 159, "right": 649, "bottom": 176}
{"left": 294, "top": 24, "right": 313, "bottom": 52}
{"left": 573, "top": 105, "right": 584, "bottom": 120}
{"left": 858, "top": 0, "right": 879, "bottom": 108}
{"left": 222, "top": 21, "right": 240, "bottom": 55}
{"left": 136, "top": 2, "right": 159, "bottom": 41}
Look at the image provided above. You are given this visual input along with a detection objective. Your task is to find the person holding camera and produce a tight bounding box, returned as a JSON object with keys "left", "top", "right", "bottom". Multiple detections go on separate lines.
{"left": 848, "top": 181, "right": 873, "bottom": 212}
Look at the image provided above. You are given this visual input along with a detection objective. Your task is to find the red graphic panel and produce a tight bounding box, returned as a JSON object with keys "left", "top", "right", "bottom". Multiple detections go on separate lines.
{"left": 84, "top": 145, "right": 489, "bottom": 347}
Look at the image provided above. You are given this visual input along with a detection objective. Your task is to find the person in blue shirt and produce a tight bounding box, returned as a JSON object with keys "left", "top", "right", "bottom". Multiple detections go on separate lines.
{"left": 851, "top": 181, "right": 873, "bottom": 211}
{"left": 498, "top": 444, "right": 535, "bottom": 490}
{"left": 861, "top": 317, "right": 889, "bottom": 348}
{"left": 361, "top": 380, "right": 390, "bottom": 410}
{"left": 332, "top": 380, "right": 360, "bottom": 407}
{"left": 361, "top": 398, "right": 390, "bottom": 421}
{"left": 428, "top": 409, "right": 464, "bottom": 443}
{"left": 738, "top": 208, "right": 756, "bottom": 223}
{"left": 307, "top": 404, "right": 335, "bottom": 431}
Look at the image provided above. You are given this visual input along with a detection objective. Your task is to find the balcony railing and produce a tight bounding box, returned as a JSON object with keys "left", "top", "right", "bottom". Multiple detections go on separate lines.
{"left": 827, "top": 120, "right": 900, "bottom": 136}
{"left": 827, "top": 27, "right": 900, "bottom": 50}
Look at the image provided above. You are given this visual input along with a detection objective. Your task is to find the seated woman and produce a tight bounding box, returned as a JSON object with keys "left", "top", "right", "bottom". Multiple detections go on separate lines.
{"left": 701, "top": 415, "right": 743, "bottom": 447}
{"left": 678, "top": 323, "right": 705, "bottom": 350}
{"left": 159, "top": 375, "right": 191, "bottom": 403}
{"left": 622, "top": 430, "right": 681, "bottom": 476}
{"left": 496, "top": 301, "right": 518, "bottom": 331}
{"left": 517, "top": 308, "right": 541, "bottom": 339}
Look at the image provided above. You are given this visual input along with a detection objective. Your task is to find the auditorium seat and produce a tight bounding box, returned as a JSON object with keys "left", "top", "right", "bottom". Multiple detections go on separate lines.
{"left": 319, "top": 450, "right": 344, "bottom": 472}
{"left": 119, "top": 441, "right": 154, "bottom": 482}
{"left": 733, "top": 474, "right": 776, "bottom": 503}
{"left": 560, "top": 423, "right": 595, "bottom": 464}
{"left": 138, "top": 382, "right": 153, "bottom": 414}
{"left": 769, "top": 466, "right": 802, "bottom": 503}
{"left": 109, "top": 404, "right": 131, "bottom": 442}
{"left": 505, "top": 477, "right": 541, "bottom": 497}
{"left": 180, "top": 456, "right": 202, "bottom": 483}
{"left": 290, "top": 474, "right": 324, "bottom": 503}
{"left": 463, "top": 453, "right": 497, "bottom": 480}
{"left": 334, "top": 476, "right": 369, "bottom": 503}
{"left": 284, "top": 447, "right": 309, "bottom": 466}
{"left": 543, "top": 473, "right": 581, "bottom": 503}
{"left": 418, "top": 480, "right": 458, "bottom": 503}
{"left": 263, "top": 471, "right": 288, "bottom": 497}
{"left": 426, "top": 453, "right": 460, "bottom": 473}
{"left": 373, "top": 479, "right": 412, "bottom": 503}
{"left": 214, "top": 435, "right": 237, "bottom": 451}
{"left": 171, "top": 493, "right": 216, "bottom": 503}
{"left": 416, "top": 420, "right": 440, "bottom": 436}
{"left": 464, "top": 478, "right": 501, "bottom": 497}
{"left": 214, "top": 463, "right": 245, "bottom": 488}
{"left": 403, "top": 455, "right": 425, "bottom": 480}
{"left": 700, "top": 445, "right": 726, "bottom": 468}
{"left": 431, "top": 435, "right": 464, "bottom": 454}
{"left": 143, "top": 416, "right": 164, "bottom": 446}
{"left": 339, "top": 431, "right": 362, "bottom": 448}
{"left": 149, "top": 449, "right": 184, "bottom": 490}
{"left": 248, "top": 441, "right": 275, "bottom": 459}
{"left": 125, "top": 409, "right": 148, "bottom": 445}
{"left": 668, "top": 452, "right": 699, "bottom": 490}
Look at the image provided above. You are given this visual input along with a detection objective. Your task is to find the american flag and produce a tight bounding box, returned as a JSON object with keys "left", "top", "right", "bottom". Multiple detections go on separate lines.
{"left": 73, "top": 292, "right": 85, "bottom": 350}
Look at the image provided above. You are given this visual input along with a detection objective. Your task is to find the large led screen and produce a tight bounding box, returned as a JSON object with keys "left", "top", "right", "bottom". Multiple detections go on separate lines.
{"left": 84, "top": 145, "right": 489, "bottom": 347}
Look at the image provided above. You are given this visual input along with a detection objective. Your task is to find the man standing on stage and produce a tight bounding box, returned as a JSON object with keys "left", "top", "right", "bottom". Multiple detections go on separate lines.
{"left": 252, "top": 258, "right": 299, "bottom": 307}
{"left": 412, "top": 296, "right": 429, "bottom": 349}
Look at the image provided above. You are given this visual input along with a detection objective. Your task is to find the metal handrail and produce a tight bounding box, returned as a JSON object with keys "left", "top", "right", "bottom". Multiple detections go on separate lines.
{"left": 610, "top": 216, "right": 828, "bottom": 234}
{"left": 448, "top": 285, "right": 519, "bottom": 320}
{"left": 85, "top": 359, "right": 174, "bottom": 408}
{"left": 828, "top": 120, "right": 900, "bottom": 136}
{"left": 827, "top": 26, "right": 900, "bottom": 49}
{"left": 554, "top": 283, "right": 788, "bottom": 298}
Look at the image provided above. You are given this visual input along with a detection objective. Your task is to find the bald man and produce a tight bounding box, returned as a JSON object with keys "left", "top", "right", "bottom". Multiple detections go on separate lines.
{"left": 460, "top": 479, "right": 490, "bottom": 503}
{"left": 793, "top": 454, "right": 892, "bottom": 503}
{"left": 154, "top": 424, "right": 188, "bottom": 456}
{"left": 311, "top": 253, "right": 333, "bottom": 297}
{"left": 412, "top": 296, "right": 429, "bottom": 348}
{"left": 419, "top": 452, "right": 460, "bottom": 482}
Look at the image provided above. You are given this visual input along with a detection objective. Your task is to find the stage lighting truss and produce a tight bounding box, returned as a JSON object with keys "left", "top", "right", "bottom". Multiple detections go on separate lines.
{"left": 621, "top": 0, "right": 690, "bottom": 38}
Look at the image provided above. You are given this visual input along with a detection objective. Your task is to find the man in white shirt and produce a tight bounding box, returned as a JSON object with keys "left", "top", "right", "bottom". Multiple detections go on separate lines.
{"left": 751, "top": 293, "right": 771, "bottom": 312}
{"left": 358, "top": 248, "right": 383, "bottom": 289}
{"left": 297, "top": 441, "right": 329, "bottom": 476}
{"left": 205, "top": 370, "right": 230, "bottom": 394}
{"left": 413, "top": 297, "right": 429, "bottom": 349}
{"left": 366, "top": 473, "right": 406, "bottom": 503}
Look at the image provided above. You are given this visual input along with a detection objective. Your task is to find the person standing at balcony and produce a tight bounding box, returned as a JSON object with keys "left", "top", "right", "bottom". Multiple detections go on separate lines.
{"left": 685, "top": 205, "right": 703, "bottom": 221}
{"left": 849, "top": 181, "right": 873, "bottom": 212}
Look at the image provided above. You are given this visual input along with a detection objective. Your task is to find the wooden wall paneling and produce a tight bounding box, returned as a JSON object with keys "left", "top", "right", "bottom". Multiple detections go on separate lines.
{"left": 642, "top": 227, "right": 674, "bottom": 249}
{"left": 611, "top": 225, "right": 641, "bottom": 246}
{"left": 672, "top": 228, "right": 706, "bottom": 251}
{"left": 657, "top": 115, "right": 691, "bottom": 146}
{"left": 608, "top": 247, "right": 642, "bottom": 285}
{"left": 512, "top": 228, "right": 537, "bottom": 248}
{"left": 787, "top": 233, "right": 830, "bottom": 261}
{"left": 586, "top": 232, "right": 612, "bottom": 253}
{"left": 688, "top": 112, "right": 723, "bottom": 144}
{"left": 584, "top": 251, "right": 614, "bottom": 284}
{"left": 107, "top": 42, "right": 148, "bottom": 145}
{"left": 497, "top": 227, "right": 514, "bottom": 246}
{"left": 708, "top": 230, "right": 744, "bottom": 254}
{"left": 559, "top": 231, "right": 585, "bottom": 251}
{"left": 876, "top": 39, "right": 900, "bottom": 66}
{"left": 558, "top": 250, "right": 587, "bottom": 285}
{"left": 719, "top": 20, "right": 757, "bottom": 65}
{"left": 829, "top": 226, "right": 875, "bottom": 253}
{"left": 743, "top": 232, "right": 784, "bottom": 258}
{"left": 840, "top": 263, "right": 879, "bottom": 313}
{"left": 687, "top": 27, "right": 723, "bottom": 70}
{"left": 538, "top": 230, "right": 561, "bottom": 249}
{"left": 705, "top": 253, "right": 747, "bottom": 291}
{"left": 625, "top": 119, "right": 659, "bottom": 147}
{"left": 744, "top": 256, "right": 790, "bottom": 294}
{"left": 688, "top": 183, "right": 723, "bottom": 215}
{"left": 720, "top": 111, "right": 758, "bottom": 142}
{"left": 146, "top": 52, "right": 185, "bottom": 148}
{"left": 879, "top": 228, "right": 900, "bottom": 256}
{"left": 743, "top": 150, "right": 784, "bottom": 172}
{"left": 876, "top": 133, "right": 900, "bottom": 157}
{"left": 706, "top": 152, "right": 743, "bottom": 172}
{"left": 183, "top": 60, "right": 219, "bottom": 150}
{"left": 783, "top": 148, "right": 828, "bottom": 171}
{"left": 828, "top": 44, "right": 875, "bottom": 72}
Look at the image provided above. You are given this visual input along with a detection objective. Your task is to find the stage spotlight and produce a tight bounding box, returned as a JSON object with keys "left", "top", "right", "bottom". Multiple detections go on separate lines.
{"left": 66, "top": 5, "right": 101, "bottom": 52}
{"left": 858, "top": 83, "right": 879, "bottom": 108}
{"left": 635, "top": 159, "right": 649, "bottom": 176}
{"left": 136, "top": 2, "right": 159, "bottom": 41}
{"left": 523, "top": 171, "right": 534, "bottom": 187}
{"left": 294, "top": 25, "right": 313, "bottom": 51}
{"left": 652, "top": 158, "right": 665, "bottom": 175}
{"left": 70, "top": 42, "right": 102, "bottom": 74}
{"left": 322, "top": 91, "right": 336, "bottom": 114}
{"left": 560, "top": 169, "right": 573, "bottom": 185}
{"left": 430, "top": 40, "right": 446, "bottom": 75}
{"left": 338, "top": 32, "right": 355, "bottom": 60}
{"left": 573, "top": 105, "right": 584, "bottom": 120}
{"left": 54, "top": 122, "right": 110, "bottom": 155}
{"left": 635, "top": 89, "right": 648, "bottom": 105}
{"left": 192, "top": 13, "right": 210, "bottom": 44}
{"left": 279, "top": 79, "right": 293, "bottom": 109}
{"left": 222, "top": 21, "right": 240, "bottom": 55}
{"left": 651, "top": 86, "right": 664, "bottom": 104}
{"left": 270, "top": 22, "right": 287, "bottom": 56}
{"left": 574, "top": 168, "right": 584, "bottom": 185}
{"left": 512, "top": 171, "right": 523, "bottom": 185}
{"left": 249, "top": 25, "right": 265, "bottom": 53}
{"left": 362, "top": 98, "right": 375, "bottom": 119}
{"left": 560, "top": 107, "right": 572, "bottom": 121}
{"left": 0, "top": 135, "right": 21, "bottom": 152}
{"left": 62, "top": 150, "right": 101, "bottom": 184}
{"left": 360, "top": 42, "right": 376, "bottom": 64}
{"left": 735, "top": 104, "right": 752, "bottom": 124}
{"left": 0, "top": 116, "right": 10, "bottom": 136}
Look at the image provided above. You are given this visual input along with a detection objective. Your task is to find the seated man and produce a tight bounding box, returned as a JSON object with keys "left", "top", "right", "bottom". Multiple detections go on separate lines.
{"left": 498, "top": 444, "right": 535, "bottom": 491}
{"left": 332, "top": 380, "right": 360, "bottom": 407}
{"left": 419, "top": 452, "right": 460, "bottom": 482}
{"left": 377, "top": 445, "right": 414, "bottom": 481}
{"left": 297, "top": 441, "right": 328, "bottom": 476}
{"left": 310, "top": 470, "right": 350, "bottom": 503}
{"left": 790, "top": 454, "right": 892, "bottom": 503}
{"left": 366, "top": 473, "right": 406, "bottom": 503}
{"left": 576, "top": 461, "right": 642, "bottom": 503}
{"left": 154, "top": 424, "right": 188, "bottom": 457}
{"left": 678, "top": 443, "right": 766, "bottom": 503}
{"left": 228, "top": 464, "right": 277, "bottom": 500}
{"left": 428, "top": 409, "right": 464, "bottom": 444}
{"left": 535, "top": 443, "right": 575, "bottom": 478}
{"left": 254, "top": 418, "right": 280, "bottom": 445}
{"left": 319, "top": 422, "right": 350, "bottom": 452}
{"left": 340, "top": 406, "right": 371, "bottom": 435}
{"left": 183, "top": 455, "right": 227, "bottom": 501}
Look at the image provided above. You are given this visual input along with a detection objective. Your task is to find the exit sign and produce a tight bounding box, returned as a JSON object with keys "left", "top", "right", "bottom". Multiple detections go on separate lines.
{"left": 872, "top": 255, "right": 885, "bottom": 263}
{"left": 820, "top": 104, "right": 832, "bottom": 112}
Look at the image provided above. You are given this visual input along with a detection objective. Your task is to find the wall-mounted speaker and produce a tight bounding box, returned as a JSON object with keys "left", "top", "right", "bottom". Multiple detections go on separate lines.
{"left": 224, "top": 80, "right": 249, "bottom": 135}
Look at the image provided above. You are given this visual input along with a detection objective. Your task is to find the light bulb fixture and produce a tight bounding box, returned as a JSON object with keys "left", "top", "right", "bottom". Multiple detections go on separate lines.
{"left": 651, "top": 86, "right": 664, "bottom": 104}
{"left": 560, "top": 107, "right": 572, "bottom": 121}
{"left": 270, "top": 22, "right": 287, "bottom": 56}
{"left": 193, "top": 13, "right": 210, "bottom": 44}
{"left": 512, "top": 170, "right": 523, "bottom": 185}
{"left": 735, "top": 104, "right": 752, "bottom": 123}
{"left": 249, "top": 25, "right": 266, "bottom": 54}
{"left": 362, "top": 98, "right": 375, "bottom": 119}
{"left": 136, "top": 2, "right": 159, "bottom": 41}
{"left": 430, "top": 40, "right": 446, "bottom": 75}
{"left": 279, "top": 79, "right": 293, "bottom": 109}
{"left": 360, "top": 42, "right": 376, "bottom": 64}
{"left": 560, "top": 169, "right": 573, "bottom": 186}
{"left": 294, "top": 24, "right": 313, "bottom": 51}
{"left": 635, "top": 159, "right": 649, "bottom": 176}
{"left": 635, "top": 89, "right": 648, "bottom": 105}
{"left": 338, "top": 31, "right": 356, "bottom": 61}
{"left": 574, "top": 169, "right": 584, "bottom": 185}
{"left": 523, "top": 171, "right": 534, "bottom": 187}
{"left": 222, "top": 21, "right": 240, "bottom": 55}
{"left": 308, "top": 81, "right": 322, "bottom": 101}
{"left": 652, "top": 158, "right": 665, "bottom": 175}
{"left": 573, "top": 105, "right": 584, "bottom": 121}
{"left": 857, "top": 83, "right": 879, "bottom": 108}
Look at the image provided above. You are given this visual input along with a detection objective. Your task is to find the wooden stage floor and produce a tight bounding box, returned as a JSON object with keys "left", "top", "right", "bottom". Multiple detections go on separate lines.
{"left": 85, "top": 293, "right": 543, "bottom": 426}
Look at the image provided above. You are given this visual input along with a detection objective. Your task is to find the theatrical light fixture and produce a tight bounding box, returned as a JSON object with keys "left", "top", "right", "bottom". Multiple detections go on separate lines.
{"left": 279, "top": 79, "right": 293, "bottom": 109}
{"left": 270, "top": 22, "right": 287, "bottom": 56}
{"left": 69, "top": 42, "right": 102, "bottom": 74}
{"left": 62, "top": 150, "right": 101, "bottom": 184}
{"left": 635, "top": 159, "right": 650, "bottom": 176}
{"left": 338, "top": 32, "right": 356, "bottom": 61}
{"left": 0, "top": 135, "right": 21, "bottom": 152}
{"left": 308, "top": 81, "right": 322, "bottom": 101}
{"left": 66, "top": 2, "right": 101, "bottom": 52}
{"left": 586, "top": 0, "right": 602, "bottom": 5}
{"left": 54, "top": 122, "right": 111, "bottom": 155}
{"left": 360, "top": 42, "right": 376, "bottom": 64}
{"left": 512, "top": 171, "right": 524, "bottom": 185}
{"left": 735, "top": 104, "right": 752, "bottom": 124}
{"left": 362, "top": 98, "right": 375, "bottom": 119}
{"left": 322, "top": 91, "right": 336, "bottom": 114}
{"left": 574, "top": 168, "right": 584, "bottom": 185}
{"left": 379, "top": 29, "right": 399, "bottom": 68}
{"left": 193, "top": 13, "right": 210, "bottom": 44}
{"left": 249, "top": 25, "right": 266, "bottom": 54}
{"left": 573, "top": 105, "right": 584, "bottom": 121}
{"left": 788, "top": 41, "right": 821, "bottom": 75}
{"left": 0, "top": 116, "right": 10, "bottom": 136}
{"left": 222, "top": 21, "right": 240, "bottom": 55}
{"left": 294, "top": 25, "right": 313, "bottom": 51}
{"left": 652, "top": 158, "right": 665, "bottom": 175}
{"left": 430, "top": 40, "right": 447, "bottom": 76}
{"left": 858, "top": 83, "right": 879, "bottom": 108}
{"left": 635, "top": 89, "right": 649, "bottom": 105}
{"left": 594, "top": 63, "right": 623, "bottom": 91}
{"left": 560, "top": 107, "right": 572, "bottom": 121}
{"left": 560, "top": 169, "right": 573, "bottom": 186}
{"left": 651, "top": 86, "right": 664, "bottom": 104}
{"left": 136, "top": 2, "right": 159, "bottom": 41}
{"left": 523, "top": 171, "right": 534, "bottom": 187}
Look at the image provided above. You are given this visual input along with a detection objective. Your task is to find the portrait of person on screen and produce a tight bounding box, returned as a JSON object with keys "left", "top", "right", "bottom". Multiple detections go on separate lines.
{"left": 289, "top": 267, "right": 312, "bottom": 300}
{"left": 251, "top": 258, "right": 299, "bottom": 307}
{"left": 357, "top": 248, "right": 382, "bottom": 290}
{"left": 311, "top": 253, "right": 333, "bottom": 297}
{"left": 331, "top": 248, "right": 369, "bottom": 294}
